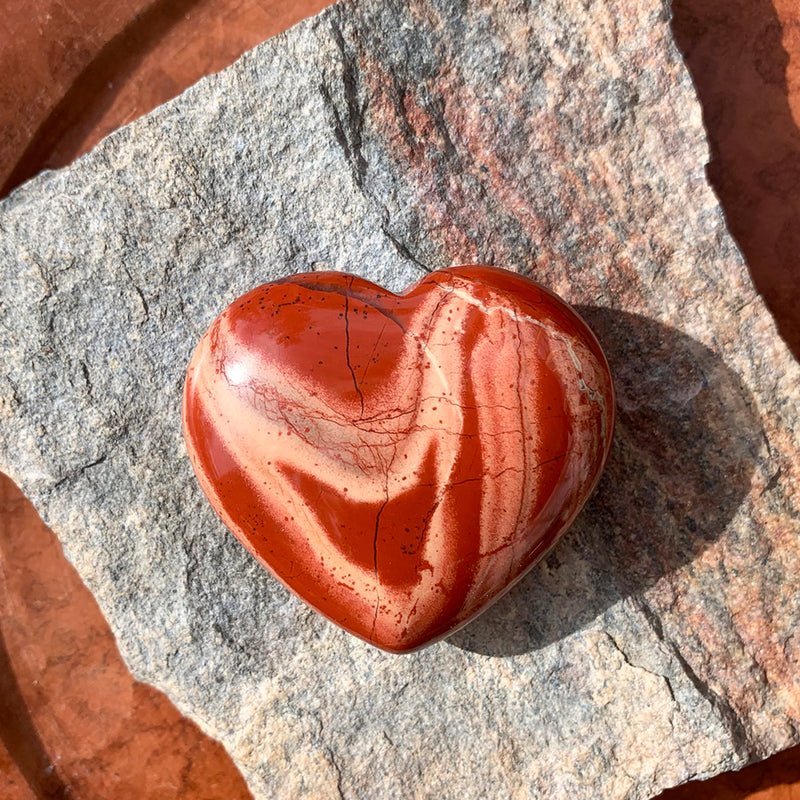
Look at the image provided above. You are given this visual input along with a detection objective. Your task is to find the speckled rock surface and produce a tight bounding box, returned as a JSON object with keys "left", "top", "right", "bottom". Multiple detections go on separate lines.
{"left": 0, "top": 0, "right": 799, "bottom": 798}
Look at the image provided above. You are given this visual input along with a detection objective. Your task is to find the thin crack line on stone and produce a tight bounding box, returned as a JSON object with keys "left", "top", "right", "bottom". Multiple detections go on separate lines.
{"left": 633, "top": 596, "right": 752, "bottom": 760}
{"left": 604, "top": 630, "right": 677, "bottom": 703}
{"left": 330, "top": 16, "right": 368, "bottom": 188}
{"left": 381, "top": 224, "right": 431, "bottom": 273}
{"left": 53, "top": 453, "right": 108, "bottom": 489}
{"left": 343, "top": 286, "right": 365, "bottom": 416}
{"left": 373, "top": 496, "right": 387, "bottom": 582}
{"left": 361, "top": 320, "right": 389, "bottom": 385}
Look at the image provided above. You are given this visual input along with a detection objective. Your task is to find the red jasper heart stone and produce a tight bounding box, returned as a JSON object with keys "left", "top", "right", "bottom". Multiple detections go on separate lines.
{"left": 183, "top": 266, "right": 614, "bottom": 652}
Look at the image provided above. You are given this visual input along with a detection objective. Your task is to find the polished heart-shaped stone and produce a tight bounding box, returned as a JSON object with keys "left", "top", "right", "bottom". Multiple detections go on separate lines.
{"left": 183, "top": 266, "right": 614, "bottom": 652}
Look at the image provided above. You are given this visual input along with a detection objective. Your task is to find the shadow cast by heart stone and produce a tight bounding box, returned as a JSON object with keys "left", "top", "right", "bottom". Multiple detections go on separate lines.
{"left": 448, "top": 307, "right": 762, "bottom": 657}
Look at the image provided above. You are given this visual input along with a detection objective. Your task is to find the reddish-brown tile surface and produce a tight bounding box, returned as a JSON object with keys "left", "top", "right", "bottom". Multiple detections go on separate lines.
{"left": 0, "top": 3, "right": 331, "bottom": 796}
{"left": 661, "top": 3, "right": 800, "bottom": 795}
{"left": 0, "top": 0, "right": 799, "bottom": 796}
{"left": 672, "top": 0, "right": 800, "bottom": 361}
{"left": 0, "top": 472, "right": 254, "bottom": 798}
{"left": 0, "top": 739, "right": 35, "bottom": 800}
{"left": 660, "top": 746, "right": 800, "bottom": 800}
{"left": 0, "top": 0, "right": 332, "bottom": 195}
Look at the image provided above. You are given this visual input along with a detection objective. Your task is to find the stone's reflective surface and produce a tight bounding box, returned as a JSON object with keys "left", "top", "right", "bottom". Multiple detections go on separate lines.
{"left": 183, "top": 266, "right": 614, "bottom": 652}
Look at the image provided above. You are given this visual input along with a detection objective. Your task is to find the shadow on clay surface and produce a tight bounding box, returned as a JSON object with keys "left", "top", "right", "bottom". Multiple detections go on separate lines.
{"left": 0, "top": 0, "right": 209, "bottom": 198}
{"left": 0, "top": 623, "right": 69, "bottom": 798}
{"left": 0, "top": 472, "right": 253, "bottom": 799}
{"left": 672, "top": 0, "right": 800, "bottom": 361}
{"left": 450, "top": 308, "right": 762, "bottom": 657}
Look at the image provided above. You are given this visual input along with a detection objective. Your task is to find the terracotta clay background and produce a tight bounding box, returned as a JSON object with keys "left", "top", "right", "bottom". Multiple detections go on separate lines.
{"left": 0, "top": 0, "right": 799, "bottom": 797}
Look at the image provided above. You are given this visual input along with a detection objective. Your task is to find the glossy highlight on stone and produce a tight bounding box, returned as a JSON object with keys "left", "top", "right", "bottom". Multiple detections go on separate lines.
{"left": 182, "top": 266, "right": 615, "bottom": 652}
